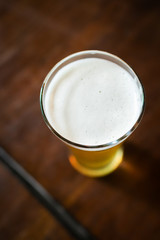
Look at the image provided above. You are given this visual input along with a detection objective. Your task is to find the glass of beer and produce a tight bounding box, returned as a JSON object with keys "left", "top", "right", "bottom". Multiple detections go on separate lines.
{"left": 40, "top": 50, "right": 144, "bottom": 177}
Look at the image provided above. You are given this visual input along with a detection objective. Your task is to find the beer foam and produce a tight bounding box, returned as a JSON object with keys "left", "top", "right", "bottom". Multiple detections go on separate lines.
{"left": 44, "top": 58, "right": 142, "bottom": 146}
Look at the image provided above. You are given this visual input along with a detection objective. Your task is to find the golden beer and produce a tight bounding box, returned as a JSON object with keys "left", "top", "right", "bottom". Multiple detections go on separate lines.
{"left": 69, "top": 144, "right": 123, "bottom": 177}
{"left": 40, "top": 50, "right": 144, "bottom": 177}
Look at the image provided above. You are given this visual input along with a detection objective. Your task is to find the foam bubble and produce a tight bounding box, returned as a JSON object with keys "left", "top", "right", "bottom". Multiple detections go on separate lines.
{"left": 45, "top": 58, "right": 142, "bottom": 145}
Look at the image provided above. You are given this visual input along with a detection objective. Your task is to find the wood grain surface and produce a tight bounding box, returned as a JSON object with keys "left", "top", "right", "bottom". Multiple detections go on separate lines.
{"left": 0, "top": 0, "right": 160, "bottom": 239}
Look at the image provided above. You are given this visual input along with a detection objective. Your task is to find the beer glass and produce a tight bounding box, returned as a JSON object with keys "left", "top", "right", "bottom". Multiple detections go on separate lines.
{"left": 40, "top": 50, "right": 144, "bottom": 177}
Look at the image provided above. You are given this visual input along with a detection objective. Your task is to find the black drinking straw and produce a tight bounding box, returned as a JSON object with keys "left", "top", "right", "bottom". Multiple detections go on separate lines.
{"left": 0, "top": 147, "right": 96, "bottom": 240}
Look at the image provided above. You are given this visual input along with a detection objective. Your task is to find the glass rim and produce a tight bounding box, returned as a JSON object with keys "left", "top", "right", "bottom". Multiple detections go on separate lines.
{"left": 40, "top": 50, "right": 145, "bottom": 151}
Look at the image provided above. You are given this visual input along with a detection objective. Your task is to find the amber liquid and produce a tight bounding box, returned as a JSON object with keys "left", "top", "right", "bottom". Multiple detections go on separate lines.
{"left": 69, "top": 144, "right": 123, "bottom": 177}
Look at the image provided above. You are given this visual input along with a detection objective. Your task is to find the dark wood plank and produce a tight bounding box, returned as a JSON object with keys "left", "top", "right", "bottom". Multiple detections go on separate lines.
{"left": 0, "top": 0, "right": 160, "bottom": 239}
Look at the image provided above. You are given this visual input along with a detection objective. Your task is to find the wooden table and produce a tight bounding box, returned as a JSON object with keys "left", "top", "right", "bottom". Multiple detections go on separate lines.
{"left": 0, "top": 0, "right": 160, "bottom": 239}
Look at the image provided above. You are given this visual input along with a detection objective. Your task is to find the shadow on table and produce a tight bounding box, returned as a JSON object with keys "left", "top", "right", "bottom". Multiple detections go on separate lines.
{"left": 100, "top": 142, "right": 160, "bottom": 209}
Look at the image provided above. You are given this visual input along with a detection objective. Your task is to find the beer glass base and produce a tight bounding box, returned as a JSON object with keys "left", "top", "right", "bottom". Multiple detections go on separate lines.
{"left": 69, "top": 147, "right": 123, "bottom": 177}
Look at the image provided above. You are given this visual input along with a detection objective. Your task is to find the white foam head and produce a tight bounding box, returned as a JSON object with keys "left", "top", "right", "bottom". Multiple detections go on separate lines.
{"left": 43, "top": 51, "right": 144, "bottom": 147}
